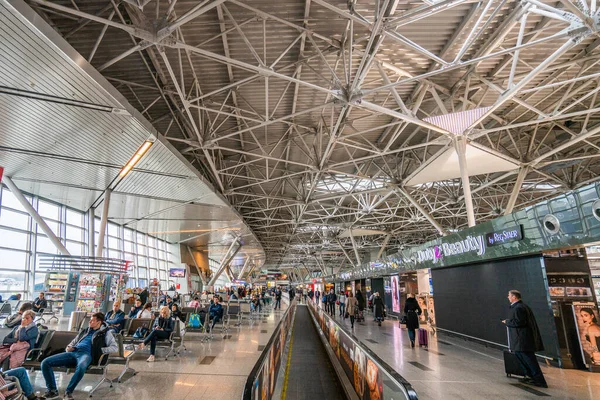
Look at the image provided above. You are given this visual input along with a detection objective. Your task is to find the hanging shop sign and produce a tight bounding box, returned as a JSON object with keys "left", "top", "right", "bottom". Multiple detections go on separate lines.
{"left": 0, "top": 166, "right": 4, "bottom": 183}
{"left": 415, "top": 235, "right": 486, "bottom": 265}
{"left": 485, "top": 225, "right": 523, "bottom": 247}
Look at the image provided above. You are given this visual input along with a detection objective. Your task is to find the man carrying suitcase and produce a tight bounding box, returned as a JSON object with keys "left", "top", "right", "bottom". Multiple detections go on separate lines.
{"left": 502, "top": 290, "right": 548, "bottom": 388}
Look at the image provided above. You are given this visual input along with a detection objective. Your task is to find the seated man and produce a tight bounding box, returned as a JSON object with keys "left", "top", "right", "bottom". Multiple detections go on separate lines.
{"left": 5, "top": 302, "right": 33, "bottom": 328}
{"left": 7, "top": 294, "right": 21, "bottom": 301}
{"left": 208, "top": 297, "right": 224, "bottom": 331}
{"left": 128, "top": 299, "right": 143, "bottom": 319}
{"left": 2, "top": 367, "right": 43, "bottom": 399}
{"left": 32, "top": 293, "right": 47, "bottom": 313}
{"left": 105, "top": 302, "right": 125, "bottom": 334}
{"left": 40, "top": 312, "right": 117, "bottom": 400}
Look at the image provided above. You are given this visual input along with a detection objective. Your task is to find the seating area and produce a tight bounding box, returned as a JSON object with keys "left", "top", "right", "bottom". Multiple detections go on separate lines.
{"left": 0, "top": 296, "right": 287, "bottom": 398}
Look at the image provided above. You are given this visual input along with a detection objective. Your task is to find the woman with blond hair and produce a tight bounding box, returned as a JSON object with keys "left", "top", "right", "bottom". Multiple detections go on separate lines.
{"left": 138, "top": 306, "right": 173, "bottom": 362}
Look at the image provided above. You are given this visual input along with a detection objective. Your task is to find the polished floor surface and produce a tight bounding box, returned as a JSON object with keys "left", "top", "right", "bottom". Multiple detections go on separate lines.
{"left": 320, "top": 302, "right": 600, "bottom": 400}
{"left": 15, "top": 304, "right": 289, "bottom": 400}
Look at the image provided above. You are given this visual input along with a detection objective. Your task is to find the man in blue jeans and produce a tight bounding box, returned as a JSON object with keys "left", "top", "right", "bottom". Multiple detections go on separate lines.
{"left": 41, "top": 312, "right": 117, "bottom": 400}
{"left": 2, "top": 367, "right": 42, "bottom": 399}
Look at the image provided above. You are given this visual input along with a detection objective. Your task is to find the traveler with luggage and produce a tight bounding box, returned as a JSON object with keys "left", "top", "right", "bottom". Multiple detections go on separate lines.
{"left": 502, "top": 290, "right": 547, "bottom": 388}
{"left": 403, "top": 294, "right": 422, "bottom": 348}
{"left": 373, "top": 292, "right": 385, "bottom": 326}
{"left": 0, "top": 310, "right": 38, "bottom": 369}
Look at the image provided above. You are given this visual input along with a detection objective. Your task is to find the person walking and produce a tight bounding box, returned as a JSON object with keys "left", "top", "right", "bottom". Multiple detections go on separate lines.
{"left": 338, "top": 291, "right": 346, "bottom": 317}
{"left": 373, "top": 292, "right": 385, "bottom": 326}
{"left": 502, "top": 290, "right": 547, "bottom": 388}
{"left": 315, "top": 290, "right": 320, "bottom": 304}
{"left": 274, "top": 288, "right": 282, "bottom": 310}
{"left": 327, "top": 289, "right": 337, "bottom": 316}
{"left": 404, "top": 294, "right": 421, "bottom": 347}
{"left": 346, "top": 292, "right": 358, "bottom": 329}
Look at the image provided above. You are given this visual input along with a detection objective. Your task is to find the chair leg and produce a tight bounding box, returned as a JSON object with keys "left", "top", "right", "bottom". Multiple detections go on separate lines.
{"left": 89, "top": 369, "right": 113, "bottom": 397}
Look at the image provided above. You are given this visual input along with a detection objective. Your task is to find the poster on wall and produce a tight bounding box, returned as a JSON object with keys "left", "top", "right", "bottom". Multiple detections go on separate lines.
{"left": 391, "top": 275, "right": 400, "bottom": 313}
{"left": 416, "top": 295, "right": 436, "bottom": 327}
{"left": 572, "top": 303, "right": 600, "bottom": 368}
{"left": 351, "top": 281, "right": 356, "bottom": 296}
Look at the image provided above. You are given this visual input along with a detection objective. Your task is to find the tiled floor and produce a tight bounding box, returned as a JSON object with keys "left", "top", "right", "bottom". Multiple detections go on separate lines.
{"left": 16, "top": 304, "right": 288, "bottom": 399}
{"left": 319, "top": 302, "right": 600, "bottom": 400}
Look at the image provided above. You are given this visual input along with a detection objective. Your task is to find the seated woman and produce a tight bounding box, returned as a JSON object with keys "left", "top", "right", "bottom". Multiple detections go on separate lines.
{"left": 208, "top": 297, "right": 224, "bottom": 332}
{"left": 138, "top": 306, "right": 173, "bottom": 362}
{"left": 171, "top": 304, "right": 185, "bottom": 322}
{"left": 137, "top": 303, "right": 153, "bottom": 319}
{"left": 187, "top": 297, "right": 200, "bottom": 308}
{"left": 0, "top": 310, "right": 38, "bottom": 369}
{"left": 4, "top": 303, "right": 33, "bottom": 329}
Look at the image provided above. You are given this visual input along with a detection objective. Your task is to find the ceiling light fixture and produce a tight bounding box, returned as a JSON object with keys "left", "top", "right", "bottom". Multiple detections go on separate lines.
{"left": 119, "top": 140, "right": 153, "bottom": 178}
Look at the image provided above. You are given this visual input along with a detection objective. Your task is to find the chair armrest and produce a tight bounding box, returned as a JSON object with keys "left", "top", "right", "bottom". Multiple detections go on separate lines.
{"left": 26, "top": 347, "right": 43, "bottom": 360}
{"left": 94, "top": 352, "right": 110, "bottom": 367}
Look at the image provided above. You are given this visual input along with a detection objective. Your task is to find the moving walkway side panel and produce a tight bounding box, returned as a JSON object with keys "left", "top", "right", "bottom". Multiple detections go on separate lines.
{"left": 306, "top": 301, "right": 419, "bottom": 400}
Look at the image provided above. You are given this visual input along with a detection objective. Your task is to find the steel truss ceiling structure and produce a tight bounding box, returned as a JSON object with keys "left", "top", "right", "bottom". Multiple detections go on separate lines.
{"left": 14, "top": 0, "right": 600, "bottom": 277}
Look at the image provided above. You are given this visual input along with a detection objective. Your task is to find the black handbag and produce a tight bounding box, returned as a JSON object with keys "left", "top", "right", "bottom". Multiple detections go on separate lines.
{"left": 400, "top": 315, "right": 407, "bottom": 324}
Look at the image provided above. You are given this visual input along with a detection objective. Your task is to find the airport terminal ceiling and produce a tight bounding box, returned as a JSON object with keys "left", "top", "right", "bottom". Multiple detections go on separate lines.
{"left": 4, "top": 0, "right": 600, "bottom": 277}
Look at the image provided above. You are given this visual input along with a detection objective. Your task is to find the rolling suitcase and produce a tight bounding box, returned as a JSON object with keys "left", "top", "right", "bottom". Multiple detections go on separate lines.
{"left": 418, "top": 328, "right": 428, "bottom": 348}
{"left": 504, "top": 327, "right": 525, "bottom": 378}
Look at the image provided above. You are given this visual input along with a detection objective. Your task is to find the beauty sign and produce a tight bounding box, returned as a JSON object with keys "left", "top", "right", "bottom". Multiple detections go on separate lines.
{"left": 415, "top": 235, "right": 486, "bottom": 265}
{"left": 0, "top": 166, "right": 3, "bottom": 183}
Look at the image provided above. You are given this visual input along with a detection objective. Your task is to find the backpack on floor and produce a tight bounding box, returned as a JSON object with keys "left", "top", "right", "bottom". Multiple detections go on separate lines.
{"left": 188, "top": 313, "right": 202, "bottom": 329}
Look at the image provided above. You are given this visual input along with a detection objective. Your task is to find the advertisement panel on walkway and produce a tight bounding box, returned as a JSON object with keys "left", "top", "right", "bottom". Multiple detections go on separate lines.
{"left": 391, "top": 275, "right": 400, "bottom": 313}
{"left": 306, "top": 300, "right": 417, "bottom": 400}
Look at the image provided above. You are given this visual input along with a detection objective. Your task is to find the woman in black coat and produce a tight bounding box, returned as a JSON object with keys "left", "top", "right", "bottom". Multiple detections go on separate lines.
{"left": 404, "top": 295, "right": 422, "bottom": 348}
{"left": 373, "top": 293, "right": 385, "bottom": 326}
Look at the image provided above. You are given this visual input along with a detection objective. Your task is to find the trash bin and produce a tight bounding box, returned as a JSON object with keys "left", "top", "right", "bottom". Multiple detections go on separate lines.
{"left": 68, "top": 311, "right": 87, "bottom": 331}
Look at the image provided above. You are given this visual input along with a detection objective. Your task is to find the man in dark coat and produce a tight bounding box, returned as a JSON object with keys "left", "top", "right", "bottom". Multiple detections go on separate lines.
{"left": 502, "top": 290, "right": 547, "bottom": 388}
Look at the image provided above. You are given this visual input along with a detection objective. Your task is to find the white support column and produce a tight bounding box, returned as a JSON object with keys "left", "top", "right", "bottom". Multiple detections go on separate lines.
{"left": 95, "top": 189, "right": 111, "bottom": 258}
{"left": 87, "top": 207, "right": 95, "bottom": 257}
{"left": 3, "top": 176, "right": 71, "bottom": 256}
{"left": 207, "top": 240, "right": 240, "bottom": 286}
{"left": 237, "top": 257, "right": 251, "bottom": 280}
{"left": 455, "top": 136, "right": 476, "bottom": 227}
{"left": 504, "top": 166, "right": 529, "bottom": 215}
{"left": 397, "top": 188, "right": 448, "bottom": 235}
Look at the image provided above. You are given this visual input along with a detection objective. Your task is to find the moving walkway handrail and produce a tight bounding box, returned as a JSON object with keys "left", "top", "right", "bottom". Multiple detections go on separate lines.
{"left": 241, "top": 295, "right": 296, "bottom": 400}
{"left": 307, "top": 300, "right": 418, "bottom": 400}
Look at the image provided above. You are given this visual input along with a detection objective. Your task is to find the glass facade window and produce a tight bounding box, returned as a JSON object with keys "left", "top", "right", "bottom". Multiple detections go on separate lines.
{"left": 0, "top": 185, "right": 181, "bottom": 299}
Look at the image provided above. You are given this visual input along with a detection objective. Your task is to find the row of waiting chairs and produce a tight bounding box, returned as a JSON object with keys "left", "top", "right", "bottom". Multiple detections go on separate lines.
{"left": 0, "top": 301, "right": 59, "bottom": 325}
{"left": 21, "top": 328, "right": 135, "bottom": 397}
